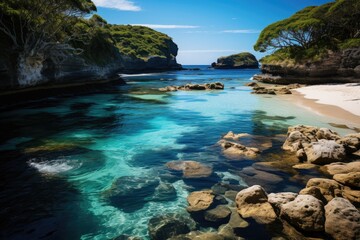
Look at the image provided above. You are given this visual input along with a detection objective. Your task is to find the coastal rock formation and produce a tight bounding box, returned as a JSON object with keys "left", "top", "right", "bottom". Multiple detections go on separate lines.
{"left": 267, "top": 192, "right": 298, "bottom": 214}
{"left": 218, "top": 140, "right": 260, "bottom": 159}
{"left": 324, "top": 198, "right": 360, "bottom": 240}
{"left": 211, "top": 52, "right": 259, "bottom": 69}
{"left": 235, "top": 185, "right": 277, "bottom": 224}
{"left": 248, "top": 82, "right": 300, "bottom": 95}
{"left": 281, "top": 125, "right": 359, "bottom": 164}
{"left": 187, "top": 190, "right": 215, "bottom": 212}
{"left": 305, "top": 178, "right": 343, "bottom": 202}
{"left": 280, "top": 195, "right": 325, "bottom": 232}
{"left": 159, "top": 82, "right": 224, "bottom": 92}
{"left": 166, "top": 160, "right": 213, "bottom": 178}
{"left": 321, "top": 161, "right": 360, "bottom": 175}
{"left": 256, "top": 48, "right": 360, "bottom": 84}
{"left": 333, "top": 172, "right": 360, "bottom": 188}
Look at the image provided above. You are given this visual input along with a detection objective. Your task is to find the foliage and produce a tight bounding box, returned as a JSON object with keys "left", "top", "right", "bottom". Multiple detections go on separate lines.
{"left": 255, "top": 0, "right": 360, "bottom": 62}
{"left": 108, "top": 25, "right": 176, "bottom": 59}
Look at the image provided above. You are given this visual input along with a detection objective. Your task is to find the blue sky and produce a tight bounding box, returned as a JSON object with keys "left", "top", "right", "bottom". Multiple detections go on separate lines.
{"left": 93, "top": 0, "right": 334, "bottom": 65}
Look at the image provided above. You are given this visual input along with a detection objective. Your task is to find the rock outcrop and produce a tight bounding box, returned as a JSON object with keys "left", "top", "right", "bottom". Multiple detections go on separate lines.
{"left": 211, "top": 52, "right": 259, "bottom": 69}
{"left": 159, "top": 82, "right": 224, "bottom": 92}
{"left": 166, "top": 160, "right": 213, "bottom": 178}
{"left": 187, "top": 191, "right": 215, "bottom": 212}
{"left": 257, "top": 48, "right": 360, "bottom": 84}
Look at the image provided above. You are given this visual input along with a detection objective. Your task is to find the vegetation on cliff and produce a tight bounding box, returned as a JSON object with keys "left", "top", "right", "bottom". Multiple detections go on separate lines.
{"left": 212, "top": 52, "right": 258, "bottom": 69}
{"left": 255, "top": 0, "right": 360, "bottom": 64}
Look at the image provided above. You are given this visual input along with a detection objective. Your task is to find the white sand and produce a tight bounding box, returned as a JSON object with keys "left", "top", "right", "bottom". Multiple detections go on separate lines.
{"left": 294, "top": 83, "right": 360, "bottom": 117}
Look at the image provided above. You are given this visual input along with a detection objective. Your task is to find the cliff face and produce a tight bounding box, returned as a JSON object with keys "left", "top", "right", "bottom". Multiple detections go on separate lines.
{"left": 212, "top": 52, "right": 259, "bottom": 69}
{"left": 257, "top": 48, "right": 360, "bottom": 84}
{"left": 0, "top": 26, "right": 181, "bottom": 90}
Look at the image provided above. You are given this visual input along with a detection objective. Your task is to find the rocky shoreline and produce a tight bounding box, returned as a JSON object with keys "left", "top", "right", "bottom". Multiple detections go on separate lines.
{"left": 132, "top": 125, "right": 360, "bottom": 240}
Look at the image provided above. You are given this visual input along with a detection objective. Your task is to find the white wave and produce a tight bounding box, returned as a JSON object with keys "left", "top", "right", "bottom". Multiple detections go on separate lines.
{"left": 120, "top": 73, "right": 161, "bottom": 77}
{"left": 28, "top": 158, "right": 81, "bottom": 174}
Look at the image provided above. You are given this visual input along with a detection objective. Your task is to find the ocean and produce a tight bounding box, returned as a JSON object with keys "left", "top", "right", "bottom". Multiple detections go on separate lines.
{"left": 0, "top": 66, "right": 354, "bottom": 239}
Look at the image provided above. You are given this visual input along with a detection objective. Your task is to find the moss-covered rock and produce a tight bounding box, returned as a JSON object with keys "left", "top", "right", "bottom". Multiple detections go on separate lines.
{"left": 211, "top": 52, "right": 258, "bottom": 69}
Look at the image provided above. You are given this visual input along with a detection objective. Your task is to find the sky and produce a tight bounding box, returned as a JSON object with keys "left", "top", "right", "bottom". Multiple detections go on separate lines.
{"left": 93, "top": 0, "right": 334, "bottom": 65}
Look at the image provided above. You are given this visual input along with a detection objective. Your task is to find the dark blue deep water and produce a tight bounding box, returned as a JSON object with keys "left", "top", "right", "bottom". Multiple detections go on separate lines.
{"left": 0, "top": 66, "right": 355, "bottom": 239}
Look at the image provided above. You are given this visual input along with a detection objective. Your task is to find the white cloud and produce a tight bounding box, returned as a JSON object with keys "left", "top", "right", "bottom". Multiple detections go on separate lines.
{"left": 179, "top": 50, "right": 240, "bottom": 53}
{"left": 93, "top": 0, "right": 141, "bottom": 11}
{"left": 222, "top": 30, "right": 260, "bottom": 34}
{"left": 131, "top": 24, "right": 200, "bottom": 29}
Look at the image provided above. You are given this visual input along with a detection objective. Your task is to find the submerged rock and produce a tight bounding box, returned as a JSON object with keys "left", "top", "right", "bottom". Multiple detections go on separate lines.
{"left": 324, "top": 198, "right": 360, "bottom": 240}
{"left": 151, "top": 182, "right": 177, "bottom": 201}
{"left": 103, "top": 176, "right": 159, "bottom": 211}
{"left": 321, "top": 161, "right": 360, "bottom": 175}
{"left": 148, "top": 214, "right": 191, "bottom": 240}
{"left": 187, "top": 190, "right": 215, "bottom": 212}
{"left": 166, "top": 160, "right": 213, "bottom": 178}
{"left": 280, "top": 195, "right": 325, "bottom": 232}
{"left": 235, "top": 185, "right": 276, "bottom": 224}
{"left": 204, "top": 205, "right": 231, "bottom": 223}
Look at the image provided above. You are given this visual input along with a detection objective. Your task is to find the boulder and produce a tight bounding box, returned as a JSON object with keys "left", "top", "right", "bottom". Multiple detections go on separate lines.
{"left": 280, "top": 195, "right": 325, "bottom": 232}
{"left": 321, "top": 161, "right": 360, "bottom": 175}
{"left": 324, "top": 198, "right": 360, "bottom": 240}
{"left": 166, "top": 160, "right": 212, "bottom": 178}
{"left": 204, "top": 205, "right": 231, "bottom": 223}
{"left": 306, "top": 178, "right": 343, "bottom": 202}
{"left": 219, "top": 140, "right": 260, "bottom": 159}
{"left": 315, "top": 128, "right": 340, "bottom": 140}
{"left": 282, "top": 131, "right": 309, "bottom": 152}
{"left": 228, "top": 207, "right": 249, "bottom": 229}
{"left": 187, "top": 190, "right": 215, "bottom": 212}
{"left": 148, "top": 215, "right": 190, "bottom": 240}
{"left": 333, "top": 172, "right": 360, "bottom": 188}
{"left": 268, "top": 192, "right": 298, "bottom": 214}
{"left": 222, "top": 131, "right": 249, "bottom": 141}
{"left": 160, "top": 82, "right": 224, "bottom": 92}
{"left": 304, "top": 140, "right": 346, "bottom": 164}
{"left": 235, "top": 185, "right": 276, "bottom": 224}
{"left": 337, "top": 133, "right": 360, "bottom": 153}
{"left": 342, "top": 187, "right": 360, "bottom": 205}
{"left": 299, "top": 186, "right": 327, "bottom": 204}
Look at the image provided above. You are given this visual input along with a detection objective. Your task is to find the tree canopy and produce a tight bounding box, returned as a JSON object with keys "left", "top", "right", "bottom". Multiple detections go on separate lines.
{"left": 254, "top": 0, "right": 360, "bottom": 56}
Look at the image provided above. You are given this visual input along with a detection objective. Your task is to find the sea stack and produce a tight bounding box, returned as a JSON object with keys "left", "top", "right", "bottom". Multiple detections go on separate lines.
{"left": 212, "top": 52, "right": 259, "bottom": 69}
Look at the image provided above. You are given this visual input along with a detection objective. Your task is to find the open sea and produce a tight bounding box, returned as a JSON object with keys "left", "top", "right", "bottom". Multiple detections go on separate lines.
{"left": 0, "top": 66, "right": 356, "bottom": 239}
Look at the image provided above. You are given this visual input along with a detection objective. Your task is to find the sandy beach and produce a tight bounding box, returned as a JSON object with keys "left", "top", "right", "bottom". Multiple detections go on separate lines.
{"left": 290, "top": 83, "right": 360, "bottom": 128}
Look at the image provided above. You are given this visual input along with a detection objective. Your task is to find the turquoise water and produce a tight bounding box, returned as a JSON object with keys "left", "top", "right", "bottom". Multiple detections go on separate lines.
{"left": 0, "top": 66, "right": 357, "bottom": 239}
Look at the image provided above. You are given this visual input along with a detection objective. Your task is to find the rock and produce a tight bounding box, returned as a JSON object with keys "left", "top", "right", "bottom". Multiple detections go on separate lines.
{"left": 224, "top": 191, "right": 238, "bottom": 201}
{"left": 324, "top": 198, "right": 360, "bottom": 240}
{"left": 245, "top": 82, "right": 258, "bottom": 87}
{"left": 222, "top": 131, "right": 249, "bottom": 141}
{"left": 235, "top": 185, "right": 277, "bottom": 224}
{"left": 219, "top": 140, "right": 260, "bottom": 159}
{"left": 268, "top": 192, "right": 298, "bottom": 215}
{"left": 292, "top": 163, "right": 317, "bottom": 169}
{"left": 217, "top": 224, "right": 238, "bottom": 240}
{"left": 304, "top": 140, "right": 346, "bottom": 164}
{"left": 337, "top": 133, "right": 360, "bottom": 153}
{"left": 342, "top": 187, "right": 360, "bottom": 205}
{"left": 282, "top": 131, "right": 309, "bottom": 152}
{"left": 316, "top": 128, "right": 340, "bottom": 140}
{"left": 174, "top": 231, "right": 227, "bottom": 240}
{"left": 160, "top": 82, "right": 224, "bottom": 92}
{"left": 204, "top": 205, "right": 231, "bottom": 223}
{"left": 306, "top": 178, "right": 343, "bottom": 202}
{"left": 113, "top": 235, "right": 141, "bottom": 240}
{"left": 333, "top": 172, "right": 360, "bottom": 188}
{"left": 295, "top": 149, "right": 307, "bottom": 162}
{"left": 212, "top": 52, "right": 259, "bottom": 69}
{"left": 228, "top": 207, "right": 249, "bottom": 229}
{"left": 299, "top": 187, "right": 327, "bottom": 203}
{"left": 238, "top": 167, "right": 283, "bottom": 192}
{"left": 187, "top": 190, "right": 215, "bottom": 212}
{"left": 151, "top": 182, "right": 177, "bottom": 201}
{"left": 148, "top": 215, "right": 190, "bottom": 240}
{"left": 321, "top": 161, "right": 360, "bottom": 175}
{"left": 280, "top": 195, "right": 325, "bottom": 232}
{"left": 166, "top": 161, "right": 212, "bottom": 178}
{"left": 103, "top": 176, "right": 159, "bottom": 211}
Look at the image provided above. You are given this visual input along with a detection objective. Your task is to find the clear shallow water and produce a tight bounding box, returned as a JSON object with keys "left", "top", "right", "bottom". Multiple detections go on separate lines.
{"left": 0, "top": 66, "right": 357, "bottom": 239}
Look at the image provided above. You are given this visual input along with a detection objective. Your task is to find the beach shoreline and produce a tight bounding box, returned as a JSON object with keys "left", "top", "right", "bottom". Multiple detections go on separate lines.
{"left": 286, "top": 84, "right": 360, "bottom": 130}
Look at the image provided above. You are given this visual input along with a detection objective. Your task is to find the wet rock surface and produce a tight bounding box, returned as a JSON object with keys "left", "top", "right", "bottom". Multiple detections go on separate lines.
{"left": 159, "top": 82, "right": 224, "bottom": 92}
